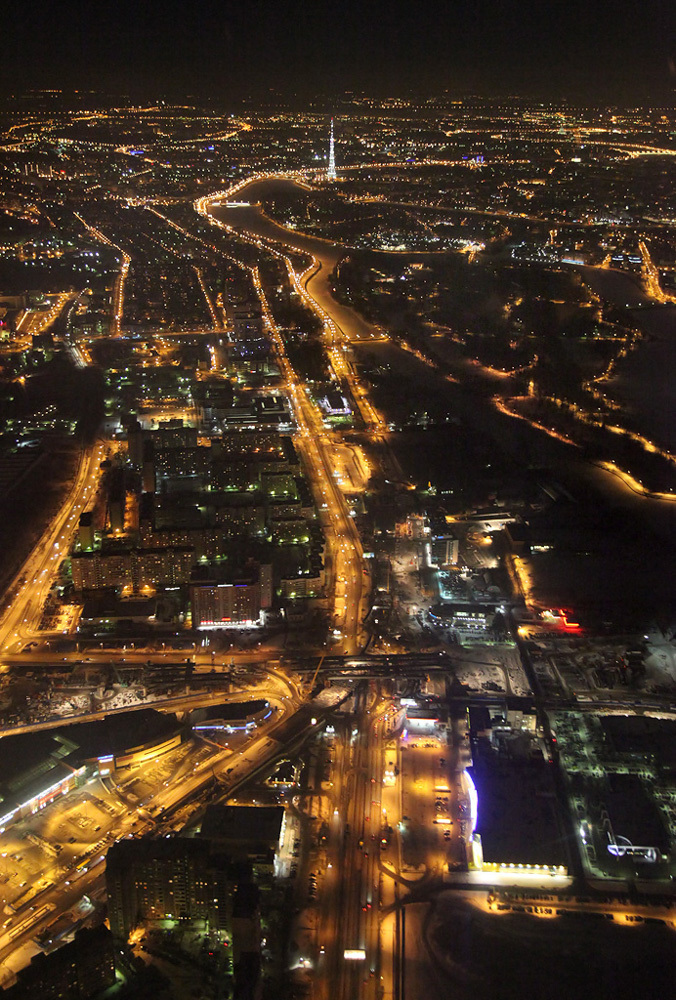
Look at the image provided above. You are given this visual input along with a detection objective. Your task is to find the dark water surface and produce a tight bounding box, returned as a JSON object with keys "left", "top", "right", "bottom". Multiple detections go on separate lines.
{"left": 579, "top": 266, "right": 676, "bottom": 453}
{"left": 210, "top": 190, "right": 676, "bottom": 622}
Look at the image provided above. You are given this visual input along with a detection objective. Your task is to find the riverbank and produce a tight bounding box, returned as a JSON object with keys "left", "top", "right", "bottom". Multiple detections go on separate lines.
{"left": 212, "top": 182, "right": 380, "bottom": 342}
{"left": 204, "top": 182, "right": 676, "bottom": 624}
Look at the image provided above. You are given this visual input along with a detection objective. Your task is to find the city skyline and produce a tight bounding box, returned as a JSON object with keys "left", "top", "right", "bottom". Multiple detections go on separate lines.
{"left": 0, "top": 84, "right": 674, "bottom": 999}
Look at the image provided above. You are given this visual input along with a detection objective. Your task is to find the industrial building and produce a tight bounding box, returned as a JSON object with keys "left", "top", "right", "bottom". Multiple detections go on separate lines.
{"left": 468, "top": 710, "right": 569, "bottom": 870}
{"left": 428, "top": 602, "right": 498, "bottom": 633}
{"left": 190, "top": 699, "right": 273, "bottom": 734}
{"left": 0, "top": 709, "right": 183, "bottom": 833}
{"left": 0, "top": 730, "right": 87, "bottom": 833}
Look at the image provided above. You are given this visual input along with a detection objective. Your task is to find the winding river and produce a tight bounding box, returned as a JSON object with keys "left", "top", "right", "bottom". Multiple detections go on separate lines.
{"left": 207, "top": 178, "right": 676, "bottom": 619}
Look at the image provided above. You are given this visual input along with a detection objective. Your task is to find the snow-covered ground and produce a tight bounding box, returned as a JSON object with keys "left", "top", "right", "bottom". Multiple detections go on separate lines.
{"left": 446, "top": 645, "right": 531, "bottom": 697}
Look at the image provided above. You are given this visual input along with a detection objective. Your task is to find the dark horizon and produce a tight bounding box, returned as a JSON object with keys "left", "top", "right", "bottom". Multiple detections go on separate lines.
{"left": 1, "top": 0, "right": 674, "bottom": 103}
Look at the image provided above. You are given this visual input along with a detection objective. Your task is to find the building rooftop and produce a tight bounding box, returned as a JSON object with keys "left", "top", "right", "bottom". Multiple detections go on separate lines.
{"left": 66, "top": 708, "right": 181, "bottom": 760}
{"left": 232, "top": 881, "right": 260, "bottom": 919}
{"left": 80, "top": 595, "right": 157, "bottom": 621}
{"left": 603, "top": 773, "right": 670, "bottom": 855}
{"left": 471, "top": 752, "right": 568, "bottom": 868}
{"left": 200, "top": 805, "right": 284, "bottom": 847}
{"left": 0, "top": 730, "right": 82, "bottom": 823}
{"left": 600, "top": 716, "right": 676, "bottom": 773}
{"left": 192, "top": 700, "right": 269, "bottom": 726}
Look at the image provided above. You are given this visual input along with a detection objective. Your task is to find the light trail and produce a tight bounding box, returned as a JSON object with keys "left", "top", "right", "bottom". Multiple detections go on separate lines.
{"left": 193, "top": 265, "right": 222, "bottom": 330}
{"left": 150, "top": 204, "right": 367, "bottom": 650}
{"left": 638, "top": 239, "right": 676, "bottom": 305}
{"left": 0, "top": 442, "right": 108, "bottom": 654}
{"left": 74, "top": 213, "right": 130, "bottom": 335}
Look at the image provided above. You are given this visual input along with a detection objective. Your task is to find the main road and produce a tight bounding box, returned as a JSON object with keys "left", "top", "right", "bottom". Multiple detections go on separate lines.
{"left": 250, "top": 266, "right": 366, "bottom": 651}
{"left": 0, "top": 440, "right": 107, "bottom": 655}
{"left": 316, "top": 683, "right": 389, "bottom": 1000}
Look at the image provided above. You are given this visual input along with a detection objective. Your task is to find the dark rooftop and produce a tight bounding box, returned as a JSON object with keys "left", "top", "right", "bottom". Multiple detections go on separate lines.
{"left": 192, "top": 700, "right": 268, "bottom": 725}
{"left": 66, "top": 708, "right": 181, "bottom": 759}
{"left": 603, "top": 773, "right": 670, "bottom": 856}
{"left": 600, "top": 716, "right": 676, "bottom": 774}
{"left": 471, "top": 752, "right": 568, "bottom": 868}
{"left": 200, "top": 805, "right": 284, "bottom": 847}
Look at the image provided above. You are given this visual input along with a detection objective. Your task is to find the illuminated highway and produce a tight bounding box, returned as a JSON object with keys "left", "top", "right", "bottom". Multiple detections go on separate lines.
{"left": 199, "top": 179, "right": 382, "bottom": 344}
{"left": 73, "top": 214, "right": 130, "bottom": 335}
{"left": 638, "top": 239, "right": 676, "bottom": 305}
{"left": 250, "top": 265, "right": 366, "bottom": 652}
{"left": 293, "top": 685, "right": 390, "bottom": 1000}
{"left": 0, "top": 441, "right": 107, "bottom": 655}
{"left": 15, "top": 292, "right": 73, "bottom": 340}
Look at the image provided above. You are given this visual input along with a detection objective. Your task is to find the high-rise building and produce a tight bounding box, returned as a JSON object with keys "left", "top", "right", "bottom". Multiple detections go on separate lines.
{"left": 70, "top": 544, "right": 196, "bottom": 592}
{"left": 141, "top": 440, "right": 155, "bottom": 494}
{"left": 5, "top": 925, "right": 115, "bottom": 999}
{"left": 232, "top": 883, "right": 262, "bottom": 1000}
{"left": 106, "top": 838, "right": 234, "bottom": 939}
{"left": 200, "top": 804, "right": 285, "bottom": 876}
{"left": 77, "top": 511, "right": 94, "bottom": 551}
{"left": 126, "top": 418, "right": 144, "bottom": 467}
{"left": 190, "top": 571, "right": 265, "bottom": 628}
{"left": 327, "top": 118, "right": 337, "bottom": 180}
{"left": 259, "top": 563, "right": 273, "bottom": 610}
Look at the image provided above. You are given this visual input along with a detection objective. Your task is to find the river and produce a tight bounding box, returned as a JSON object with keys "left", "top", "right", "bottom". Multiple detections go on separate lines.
{"left": 579, "top": 266, "right": 676, "bottom": 454}
{"left": 212, "top": 180, "right": 379, "bottom": 342}
{"left": 208, "top": 182, "right": 676, "bottom": 623}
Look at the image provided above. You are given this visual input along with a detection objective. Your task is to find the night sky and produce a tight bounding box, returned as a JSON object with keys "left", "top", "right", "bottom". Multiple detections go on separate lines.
{"left": 1, "top": 0, "right": 674, "bottom": 101}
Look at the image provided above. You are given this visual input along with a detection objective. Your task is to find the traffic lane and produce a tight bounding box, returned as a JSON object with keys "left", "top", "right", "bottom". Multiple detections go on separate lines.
{"left": 333, "top": 710, "right": 375, "bottom": 1000}
{"left": 258, "top": 298, "right": 363, "bottom": 651}
{"left": 362, "top": 716, "right": 386, "bottom": 997}
{"left": 327, "top": 698, "right": 388, "bottom": 998}
{"left": 1, "top": 443, "right": 105, "bottom": 652}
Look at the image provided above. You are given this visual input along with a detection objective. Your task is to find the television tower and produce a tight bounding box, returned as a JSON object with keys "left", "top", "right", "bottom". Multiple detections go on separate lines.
{"left": 327, "top": 118, "right": 337, "bottom": 180}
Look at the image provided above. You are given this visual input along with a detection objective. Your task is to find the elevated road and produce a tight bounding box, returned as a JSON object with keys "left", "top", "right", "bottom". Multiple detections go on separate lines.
{"left": 0, "top": 689, "right": 339, "bottom": 970}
